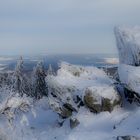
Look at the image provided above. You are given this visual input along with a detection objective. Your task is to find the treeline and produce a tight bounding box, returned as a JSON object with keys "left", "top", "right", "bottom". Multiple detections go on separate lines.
{"left": 0, "top": 57, "right": 55, "bottom": 99}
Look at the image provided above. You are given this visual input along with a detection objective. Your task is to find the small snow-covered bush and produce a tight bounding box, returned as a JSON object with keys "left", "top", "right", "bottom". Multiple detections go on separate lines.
{"left": 0, "top": 93, "right": 33, "bottom": 125}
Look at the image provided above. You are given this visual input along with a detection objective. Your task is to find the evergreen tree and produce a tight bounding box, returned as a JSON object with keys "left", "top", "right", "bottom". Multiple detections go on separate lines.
{"left": 32, "top": 62, "right": 48, "bottom": 99}
{"left": 47, "top": 64, "right": 55, "bottom": 76}
{"left": 13, "top": 57, "right": 31, "bottom": 96}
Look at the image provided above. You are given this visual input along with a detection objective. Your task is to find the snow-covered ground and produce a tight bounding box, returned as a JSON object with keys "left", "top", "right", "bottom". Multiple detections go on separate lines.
{"left": 0, "top": 62, "right": 139, "bottom": 140}
{"left": 104, "top": 58, "right": 119, "bottom": 65}
{"left": 0, "top": 98, "right": 139, "bottom": 140}
{"left": 0, "top": 57, "right": 13, "bottom": 61}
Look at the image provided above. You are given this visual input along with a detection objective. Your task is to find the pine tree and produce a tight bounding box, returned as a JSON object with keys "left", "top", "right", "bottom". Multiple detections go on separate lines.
{"left": 13, "top": 57, "right": 31, "bottom": 96}
{"left": 47, "top": 64, "right": 55, "bottom": 76}
{"left": 32, "top": 62, "right": 48, "bottom": 99}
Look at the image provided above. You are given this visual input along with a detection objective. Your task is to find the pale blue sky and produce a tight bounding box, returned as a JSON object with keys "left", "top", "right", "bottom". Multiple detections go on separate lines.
{"left": 0, "top": 0, "right": 140, "bottom": 55}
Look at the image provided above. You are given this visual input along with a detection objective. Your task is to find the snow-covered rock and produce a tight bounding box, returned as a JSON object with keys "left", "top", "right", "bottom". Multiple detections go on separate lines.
{"left": 114, "top": 26, "right": 140, "bottom": 66}
{"left": 47, "top": 62, "right": 121, "bottom": 116}
{"left": 118, "top": 64, "right": 140, "bottom": 103}
{"left": 83, "top": 86, "right": 121, "bottom": 113}
{"left": 70, "top": 117, "right": 80, "bottom": 129}
{"left": 114, "top": 26, "right": 140, "bottom": 104}
{"left": 118, "top": 64, "right": 140, "bottom": 95}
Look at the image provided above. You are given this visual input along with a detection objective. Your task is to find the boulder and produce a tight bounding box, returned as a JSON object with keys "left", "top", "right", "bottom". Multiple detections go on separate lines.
{"left": 60, "top": 105, "right": 73, "bottom": 118}
{"left": 70, "top": 118, "right": 80, "bottom": 129}
{"left": 83, "top": 86, "right": 121, "bottom": 113}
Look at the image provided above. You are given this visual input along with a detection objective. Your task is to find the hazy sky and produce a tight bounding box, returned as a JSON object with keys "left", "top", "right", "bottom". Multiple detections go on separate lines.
{"left": 0, "top": 0, "right": 140, "bottom": 55}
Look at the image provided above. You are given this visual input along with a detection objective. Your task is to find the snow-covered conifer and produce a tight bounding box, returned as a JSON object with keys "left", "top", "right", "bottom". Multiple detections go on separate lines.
{"left": 13, "top": 57, "right": 31, "bottom": 96}
{"left": 32, "top": 61, "right": 48, "bottom": 99}
{"left": 47, "top": 64, "right": 55, "bottom": 76}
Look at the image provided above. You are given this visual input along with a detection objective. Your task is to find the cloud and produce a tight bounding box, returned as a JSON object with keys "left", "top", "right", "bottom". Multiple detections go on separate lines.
{"left": 0, "top": 0, "right": 140, "bottom": 55}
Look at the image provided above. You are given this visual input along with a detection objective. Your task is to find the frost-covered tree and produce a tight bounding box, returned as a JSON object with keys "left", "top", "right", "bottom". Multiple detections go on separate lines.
{"left": 32, "top": 62, "right": 48, "bottom": 99}
{"left": 0, "top": 72, "right": 12, "bottom": 88}
{"left": 47, "top": 64, "right": 55, "bottom": 76}
{"left": 13, "top": 57, "right": 31, "bottom": 96}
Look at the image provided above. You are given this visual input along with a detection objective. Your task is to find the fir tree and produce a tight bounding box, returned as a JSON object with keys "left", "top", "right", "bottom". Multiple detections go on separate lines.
{"left": 13, "top": 57, "right": 31, "bottom": 96}
{"left": 32, "top": 62, "right": 48, "bottom": 99}
{"left": 47, "top": 64, "right": 55, "bottom": 76}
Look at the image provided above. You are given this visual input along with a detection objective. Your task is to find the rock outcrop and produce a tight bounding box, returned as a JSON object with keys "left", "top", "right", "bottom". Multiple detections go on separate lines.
{"left": 114, "top": 26, "right": 140, "bottom": 104}
{"left": 47, "top": 62, "right": 121, "bottom": 118}
{"left": 114, "top": 26, "right": 140, "bottom": 66}
{"left": 118, "top": 64, "right": 140, "bottom": 104}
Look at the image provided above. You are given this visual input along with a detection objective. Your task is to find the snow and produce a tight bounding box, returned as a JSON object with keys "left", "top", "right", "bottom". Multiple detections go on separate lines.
{"left": 47, "top": 62, "right": 114, "bottom": 97}
{"left": 0, "top": 62, "right": 139, "bottom": 140}
{"left": 114, "top": 26, "right": 140, "bottom": 66}
{"left": 0, "top": 25, "right": 139, "bottom": 139}
{"left": 104, "top": 58, "right": 119, "bottom": 65}
{"left": 46, "top": 62, "right": 120, "bottom": 114}
{"left": 85, "top": 85, "right": 119, "bottom": 103}
{"left": 115, "top": 26, "right": 140, "bottom": 99}
{"left": 20, "top": 114, "right": 29, "bottom": 126}
{"left": 0, "top": 57, "right": 13, "bottom": 61}
{"left": 0, "top": 64, "right": 6, "bottom": 71}
{"left": 118, "top": 64, "right": 140, "bottom": 95}
{"left": 0, "top": 103, "right": 139, "bottom": 140}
